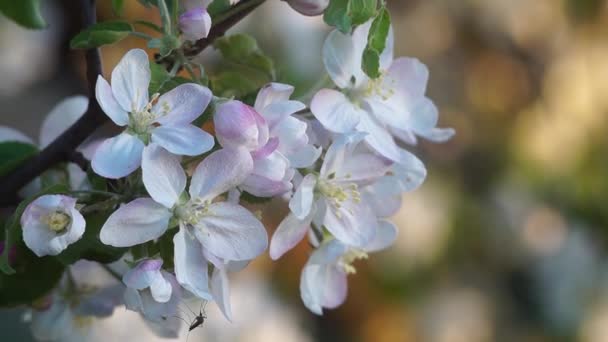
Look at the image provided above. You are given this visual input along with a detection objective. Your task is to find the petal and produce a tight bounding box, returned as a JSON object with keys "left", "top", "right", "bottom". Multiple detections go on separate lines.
{"left": 269, "top": 212, "right": 311, "bottom": 260}
{"left": 196, "top": 202, "right": 268, "bottom": 261}
{"left": 239, "top": 173, "right": 293, "bottom": 197}
{"left": 365, "top": 220, "right": 398, "bottom": 253}
{"left": 357, "top": 112, "right": 402, "bottom": 163}
{"left": 179, "top": 7, "right": 212, "bottom": 41}
{"left": 418, "top": 127, "right": 455, "bottom": 143}
{"left": 323, "top": 29, "right": 357, "bottom": 89}
{"left": 214, "top": 100, "right": 261, "bottom": 150}
{"left": 122, "top": 259, "right": 163, "bottom": 289}
{"left": 210, "top": 267, "right": 232, "bottom": 322}
{"left": 111, "top": 49, "right": 150, "bottom": 112}
{"left": 334, "top": 150, "right": 392, "bottom": 184}
{"left": 76, "top": 284, "right": 124, "bottom": 317}
{"left": 139, "top": 272, "right": 182, "bottom": 322}
{"left": 409, "top": 97, "right": 439, "bottom": 134}
{"left": 300, "top": 262, "right": 347, "bottom": 315}
{"left": 322, "top": 199, "right": 376, "bottom": 248}
{"left": 149, "top": 272, "right": 173, "bottom": 303}
{"left": 151, "top": 124, "right": 214, "bottom": 156}
{"left": 95, "top": 76, "right": 129, "bottom": 126}
{"left": 0, "top": 126, "right": 33, "bottom": 144}
{"left": 173, "top": 227, "right": 213, "bottom": 300}
{"left": 40, "top": 96, "right": 89, "bottom": 148}
{"left": 152, "top": 83, "right": 212, "bottom": 126}
{"left": 289, "top": 174, "right": 317, "bottom": 220}
{"left": 259, "top": 101, "right": 306, "bottom": 129}
{"left": 142, "top": 144, "right": 186, "bottom": 208}
{"left": 100, "top": 198, "right": 171, "bottom": 247}
{"left": 124, "top": 287, "right": 144, "bottom": 313}
{"left": 254, "top": 82, "right": 295, "bottom": 111}
{"left": 320, "top": 132, "right": 366, "bottom": 178}
{"left": 91, "top": 133, "right": 144, "bottom": 179}
{"left": 252, "top": 150, "right": 288, "bottom": 182}
{"left": 311, "top": 89, "right": 361, "bottom": 133}
{"left": 392, "top": 150, "right": 427, "bottom": 191}
{"left": 189, "top": 148, "right": 253, "bottom": 200}
{"left": 388, "top": 57, "right": 429, "bottom": 99}
{"left": 288, "top": 144, "right": 322, "bottom": 169}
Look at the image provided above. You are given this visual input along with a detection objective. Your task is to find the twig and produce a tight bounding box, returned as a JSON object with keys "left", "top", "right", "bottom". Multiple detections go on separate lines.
{"left": 0, "top": 0, "right": 266, "bottom": 207}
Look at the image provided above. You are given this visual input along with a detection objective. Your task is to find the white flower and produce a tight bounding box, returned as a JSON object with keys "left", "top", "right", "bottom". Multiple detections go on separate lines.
{"left": 21, "top": 195, "right": 86, "bottom": 257}
{"left": 0, "top": 96, "right": 91, "bottom": 195}
{"left": 311, "top": 21, "right": 454, "bottom": 164}
{"left": 179, "top": 0, "right": 212, "bottom": 41}
{"left": 300, "top": 221, "right": 397, "bottom": 315}
{"left": 93, "top": 49, "right": 214, "bottom": 179}
{"left": 99, "top": 144, "right": 267, "bottom": 305}
{"left": 269, "top": 133, "right": 394, "bottom": 259}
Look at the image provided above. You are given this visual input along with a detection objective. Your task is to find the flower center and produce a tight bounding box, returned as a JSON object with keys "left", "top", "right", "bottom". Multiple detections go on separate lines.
{"left": 176, "top": 197, "right": 212, "bottom": 226}
{"left": 44, "top": 211, "right": 71, "bottom": 233}
{"left": 127, "top": 93, "right": 161, "bottom": 143}
{"left": 338, "top": 249, "right": 368, "bottom": 274}
{"left": 316, "top": 180, "right": 361, "bottom": 218}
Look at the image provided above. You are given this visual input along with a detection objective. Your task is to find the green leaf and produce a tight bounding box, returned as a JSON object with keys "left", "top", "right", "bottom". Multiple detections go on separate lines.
{"left": 208, "top": 0, "right": 232, "bottom": 18}
{"left": 0, "top": 184, "right": 69, "bottom": 275}
{"left": 0, "top": 142, "right": 38, "bottom": 178}
{"left": 70, "top": 21, "right": 134, "bottom": 49}
{"left": 362, "top": 7, "right": 390, "bottom": 79}
{"left": 149, "top": 62, "right": 192, "bottom": 95}
{"left": 211, "top": 34, "right": 275, "bottom": 98}
{"left": 159, "top": 34, "right": 180, "bottom": 57}
{"left": 56, "top": 212, "right": 127, "bottom": 266}
{"left": 324, "top": 0, "right": 352, "bottom": 33}
{"left": 0, "top": 0, "right": 46, "bottom": 29}
{"left": 348, "top": 0, "right": 377, "bottom": 25}
{"left": 112, "top": 0, "right": 126, "bottom": 16}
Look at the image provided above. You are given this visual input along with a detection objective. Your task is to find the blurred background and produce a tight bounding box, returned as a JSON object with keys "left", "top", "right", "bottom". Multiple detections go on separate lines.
{"left": 3, "top": 0, "right": 608, "bottom": 341}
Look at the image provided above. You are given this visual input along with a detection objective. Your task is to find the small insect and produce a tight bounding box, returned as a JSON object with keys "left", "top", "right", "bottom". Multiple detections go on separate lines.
{"left": 162, "top": 300, "right": 208, "bottom": 341}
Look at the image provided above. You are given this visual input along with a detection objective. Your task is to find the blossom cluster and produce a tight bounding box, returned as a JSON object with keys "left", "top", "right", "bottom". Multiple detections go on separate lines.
{"left": 1, "top": 1, "right": 453, "bottom": 339}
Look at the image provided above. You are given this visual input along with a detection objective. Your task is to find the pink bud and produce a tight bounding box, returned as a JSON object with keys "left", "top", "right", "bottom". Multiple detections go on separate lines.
{"left": 214, "top": 101, "right": 269, "bottom": 151}
{"left": 285, "top": 0, "right": 329, "bottom": 16}
{"left": 179, "top": 7, "right": 212, "bottom": 41}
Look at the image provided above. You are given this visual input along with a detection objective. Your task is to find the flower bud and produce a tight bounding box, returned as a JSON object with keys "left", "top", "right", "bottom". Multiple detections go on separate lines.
{"left": 214, "top": 100, "right": 269, "bottom": 151}
{"left": 285, "top": 0, "right": 329, "bottom": 16}
{"left": 179, "top": 7, "right": 211, "bottom": 41}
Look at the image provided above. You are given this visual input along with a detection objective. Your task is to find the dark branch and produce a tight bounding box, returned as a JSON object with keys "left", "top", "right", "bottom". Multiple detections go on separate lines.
{"left": 0, "top": 0, "right": 266, "bottom": 207}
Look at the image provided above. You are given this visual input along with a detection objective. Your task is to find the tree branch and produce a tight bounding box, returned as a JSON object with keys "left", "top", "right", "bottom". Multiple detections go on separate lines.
{"left": 0, "top": 0, "right": 267, "bottom": 207}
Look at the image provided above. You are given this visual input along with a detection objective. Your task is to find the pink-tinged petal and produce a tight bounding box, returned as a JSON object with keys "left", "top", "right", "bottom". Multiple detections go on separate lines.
{"left": 189, "top": 148, "right": 253, "bottom": 200}
{"left": 138, "top": 272, "right": 182, "bottom": 322}
{"left": 393, "top": 150, "right": 427, "bottom": 192}
{"left": 214, "top": 100, "right": 260, "bottom": 150}
{"left": 418, "top": 127, "right": 455, "bottom": 143}
{"left": 322, "top": 199, "right": 376, "bottom": 248}
{"left": 91, "top": 133, "right": 144, "bottom": 179}
{"left": 272, "top": 116, "right": 308, "bottom": 155}
{"left": 251, "top": 137, "right": 279, "bottom": 160}
{"left": 259, "top": 101, "right": 306, "bottom": 129}
{"left": 323, "top": 29, "right": 357, "bottom": 89}
{"left": 0, "top": 126, "right": 33, "bottom": 144}
{"left": 289, "top": 174, "right": 317, "bottom": 220}
{"left": 254, "top": 82, "right": 295, "bottom": 111}
{"left": 95, "top": 76, "right": 129, "bottom": 126}
{"left": 40, "top": 96, "right": 88, "bottom": 148}
{"left": 210, "top": 267, "right": 232, "bottom": 322}
{"left": 269, "top": 212, "right": 311, "bottom": 260}
{"left": 320, "top": 132, "right": 366, "bottom": 178}
{"left": 240, "top": 173, "right": 293, "bottom": 197}
{"left": 152, "top": 83, "right": 212, "bottom": 126}
{"left": 100, "top": 198, "right": 171, "bottom": 247}
{"left": 179, "top": 7, "right": 212, "bottom": 41}
{"left": 173, "top": 226, "right": 212, "bottom": 300}
{"left": 311, "top": 89, "right": 361, "bottom": 133}
{"left": 122, "top": 259, "right": 163, "bottom": 289}
{"left": 151, "top": 124, "right": 214, "bottom": 156}
{"left": 365, "top": 220, "right": 398, "bottom": 253}
{"left": 252, "top": 149, "right": 288, "bottom": 182}
{"left": 286, "top": 0, "right": 329, "bottom": 16}
{"left": 195, "top": 202, "right": 268, "bottom": 261}
{"left": 142, "top": 144, "right": 186, "bottom": 208}
{"left": 111, "top": 49, "right": 150, "bottom": 112}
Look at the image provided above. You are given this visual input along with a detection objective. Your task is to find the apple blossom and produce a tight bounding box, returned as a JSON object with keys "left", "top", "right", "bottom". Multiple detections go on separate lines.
{"left": 21, "top": 195, "right": 85, "bottom": 257}
{"left": 311, "top": 21, "right": 454, "bottom": 164}
{"left": 179, "top": 0, "right": 212, "bottom": 41}
{"left": 92, "top": 49, "right": 214, "bottom": 179}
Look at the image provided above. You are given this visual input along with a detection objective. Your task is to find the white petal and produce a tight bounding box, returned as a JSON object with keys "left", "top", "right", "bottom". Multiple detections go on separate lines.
{"left": 122, "top": 259, "right": 163, "bottom": 289}
{"left": 254, "top": 82, "right": 295, "bottom": 111}
{"left": 100, "top": 198, "right": 171, "bottom": 247}
{"left": 300, "top": 262, "right": 347, "bottom": 315}
{"left": 311, "top": 89, "right": 361, "bottom": 133}
{"left": 0, "top": 126, "right": 33, "bottom": 144}
{"left": 149, "top": 271, "right": 173, "bottom": 303}
{"left": 142, "top": 144, "right": 186, "bottom": 208}
{"left": 111, "top": 49, "right": 150, "bottom": 112}
{"left": 269, "top": 212, "right": 311, "bottom": 260}
{"left": 91, "top": 133, "right": 144, "bottom": 179}
{"left": 418, "top": 127, "right": 455, "bottom": 143}
{"left": 409, "top": 97, "right": 439, "bottom": 134}
{"left": 288, "top": 144, "right": 321, "bottom": 169}
{"left": 323, "top": 29, "right": 357, "bottom": 89}
{"left": 289, "top": 174, "right": 317, "bottom": 220}
{"left": 40, "top": 96, "right": 89, "bottom": 148}
{"left": 393, "top": 150, "right": 427, "bottom": 191}
{"left": 124, "top": 287, "right": 144, "bottom": 313}
{"left": 322, "top": 199, "right": 376, "bottom": 248}
{"left": 259, "top": 101, "right": 306, "bottom": 129}
{"left": 239, "top": 173, "right": 292, "bottom": 197}
{"left": 151, "top": 124, "right": 214, "bottom": 156}
{"left": 189, "top": 148, "right": 253, "bottom": 200}
{"left": 365, "top": 220, "right": 398, "bottom": 253}
{"left": 320, "top": 132, "right": 366, "bottom": 178}
{"left": 152, "top": 83, "right": 212, "bottom": 126}
{"left": 335, "top": 150, "right": 392, "bottom": 184}
{"left": 388, "top": 57, "right": 429, "bottom": 99}
{"left": 195, "top": 202, "right": 268, "bottom": 261}
{"left": 173, "top": 227, "right": 213, "bottom": 300}
{"left": 95, "top": 76, "right": 129, "bottom": 126}
{"left": 210, "top": 268, "right": 232, "bottom": 322}
{"left": 252, "top": 150, "right": 288, "bottom": 182}
{"left": 357, "top": 113, "right": 402, "bottom": 163}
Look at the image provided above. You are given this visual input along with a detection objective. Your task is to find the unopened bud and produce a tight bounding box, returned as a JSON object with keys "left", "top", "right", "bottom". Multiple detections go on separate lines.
{"left": 179, "top": 7, "right": 212, "bottom": 41}
{"left": 285, "top": 0, "right": 329, "bottom": 16}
